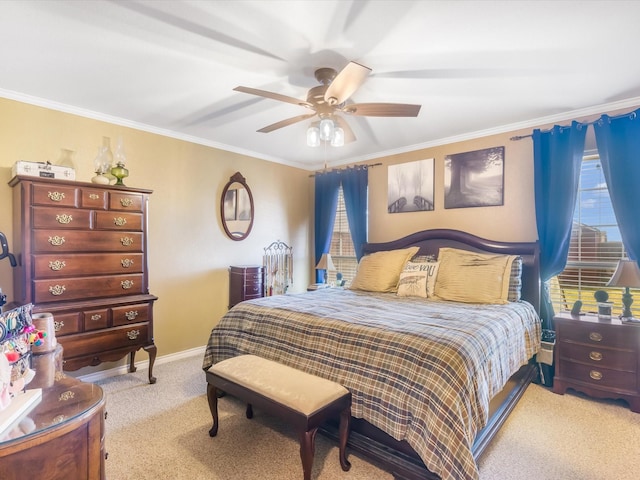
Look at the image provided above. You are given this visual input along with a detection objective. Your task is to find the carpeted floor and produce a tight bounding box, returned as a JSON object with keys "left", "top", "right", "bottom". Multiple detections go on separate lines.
{"left": 96, "top": 354, "right": 640, "bottom": 480}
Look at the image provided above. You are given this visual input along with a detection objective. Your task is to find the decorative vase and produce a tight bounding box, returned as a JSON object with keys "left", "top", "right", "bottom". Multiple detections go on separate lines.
{"left": 111, "top": 161, "right": 129, "bottom": 186}
{"left": 101, "top": 137, "right": 115, "bottom": 184}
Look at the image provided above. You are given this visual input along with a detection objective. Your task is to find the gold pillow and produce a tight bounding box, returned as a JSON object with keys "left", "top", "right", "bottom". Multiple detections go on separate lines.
{"left": 350, "top": 247, "right": 420, "bottom": 293}
{"left": 433, "top": 247, "right": 516, "bottom": 304}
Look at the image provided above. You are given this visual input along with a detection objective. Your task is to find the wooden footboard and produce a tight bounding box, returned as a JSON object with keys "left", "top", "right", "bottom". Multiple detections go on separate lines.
{"left": 320, "top": 361, "right": 537, "bottom": 480}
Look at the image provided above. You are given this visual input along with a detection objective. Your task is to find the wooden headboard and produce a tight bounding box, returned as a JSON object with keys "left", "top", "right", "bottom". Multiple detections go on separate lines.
{"left": 362, "top": 229, "right": 541, "bottom": 314}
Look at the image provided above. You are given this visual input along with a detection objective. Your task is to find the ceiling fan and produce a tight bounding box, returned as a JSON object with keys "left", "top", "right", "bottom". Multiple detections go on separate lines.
{"left": 233, "top": 61, "right": 421, "bottom": 143}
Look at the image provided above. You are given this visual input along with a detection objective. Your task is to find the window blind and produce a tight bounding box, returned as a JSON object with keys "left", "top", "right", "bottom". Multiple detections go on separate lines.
{"left": 549, "top": 154, "right": 638, "bottom": 316}
{"left": 328, "top": 187, "right": 358, "bottom": 285}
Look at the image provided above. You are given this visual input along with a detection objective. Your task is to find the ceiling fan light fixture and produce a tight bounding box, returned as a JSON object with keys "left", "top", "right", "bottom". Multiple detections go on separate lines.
{"left": 331, "top": 127, "right": 344, "bottom": 147}
{"left": 319, "top": 118, "right": 334, "bottom": 141}
{"left": 306, "top": 126, "right": 320, "bottom": 147}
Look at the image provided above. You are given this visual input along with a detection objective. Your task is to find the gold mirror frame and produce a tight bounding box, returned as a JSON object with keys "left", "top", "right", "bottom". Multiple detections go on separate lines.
{"left": 220, "top": 172, "right": 254, "bottom": 241}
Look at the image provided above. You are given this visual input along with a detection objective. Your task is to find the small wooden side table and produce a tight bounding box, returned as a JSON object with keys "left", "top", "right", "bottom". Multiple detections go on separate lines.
{"left": 0, "top": 346, "right": 106, "bottom": 479}
{"left": 553, "top": 312, "right": 640, "bottom": 412}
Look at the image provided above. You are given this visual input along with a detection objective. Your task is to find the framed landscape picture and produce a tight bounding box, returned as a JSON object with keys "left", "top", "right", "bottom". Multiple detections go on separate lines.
{"left": 444, "top": 146, "right": 504, "bottom": 209}
{"left": 388, "top": 159, "right": 435, "bottom": 213}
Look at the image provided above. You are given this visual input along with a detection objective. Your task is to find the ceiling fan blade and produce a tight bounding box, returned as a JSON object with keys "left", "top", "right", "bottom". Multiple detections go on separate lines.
{"left": 333, "top": 116, "right": 356, "bottom": 143}
{"left": 324, "top": 61, "right": 371, "bottom": 105}
{"left": 342, "top": 102, "right": 421, "bottom": 117}
{"left": 234, "top": 86, "right": 312, "bottom": 109}
{"left": 257, "top": 113, "right": 317, "bottom": 133}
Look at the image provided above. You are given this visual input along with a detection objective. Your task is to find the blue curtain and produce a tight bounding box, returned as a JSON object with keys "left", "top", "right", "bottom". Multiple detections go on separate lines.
{"left": 314, "top": 171, "right": 341, "bottom": 282}
{"left": 594, "top": 109, "right": 640, "bottom": 264}
{"left": 341, "top": 166, "right": 368, "bottom": 260}
{"left": 533, "top": 121, "right": 586, "bottom": 329}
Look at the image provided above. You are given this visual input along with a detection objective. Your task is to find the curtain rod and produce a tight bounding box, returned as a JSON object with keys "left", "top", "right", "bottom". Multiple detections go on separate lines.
{"left": 308, "top": 162, "right": 382, "bottom": 177}
{"left": 510, "top": 108, "right": 638, "bottom": 141}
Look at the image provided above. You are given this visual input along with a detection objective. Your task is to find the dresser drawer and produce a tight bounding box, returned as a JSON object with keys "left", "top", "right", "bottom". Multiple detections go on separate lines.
{"left": 560, "top": 360, "right": 637, "bottom": 391}
{"left": 94, "top": 211, "right": 143, "bottom": 231}
{"left": 559, "top": 321, "right": 637, "bottom": 349}
{"left": 32, "top": 207, "right": 92, "bottom": 229}
{"left": 32, "top": 183, "right": 78, "bottom": 207}
{"left": 559, "top": 342, "right": 636, "bottom": 372}
{"left": 112, "top": 303, "right": 151, "bottom": 326}
{"left": 59, "top": 323, "right": 150, "bottom": 359}
{"left": 33, "top": 274, "right": 145, "bottom": 303}
{"left": 83, "top": 308, "right": 110, "bottom": 331}
{"left": 80, "top": 188, "right": 107, "bottom": 209}
{"left": 33, "top": 230, "right": 144, "bottom": 253}
{"left": 52, "top": 311, "right": 82, "bottom": 336}
{"left": 243, "top": 273, "right": 263, "bottom": 283}
{"left": 243, "top": 283, "right": 263, "bottom": 296}
{"left": 109, "top": 192, "right": 143, "bottom": 212}
{"left": 33, "top": 253, "right": 144, "bottom": 278}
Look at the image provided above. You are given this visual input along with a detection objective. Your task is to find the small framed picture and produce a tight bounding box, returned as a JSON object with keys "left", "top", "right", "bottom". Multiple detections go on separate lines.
{"left": 387, "top": 158, "right": 435, "bottom": 213}
{"left": 444, "top": 146, "right": 504, "bottom": 209}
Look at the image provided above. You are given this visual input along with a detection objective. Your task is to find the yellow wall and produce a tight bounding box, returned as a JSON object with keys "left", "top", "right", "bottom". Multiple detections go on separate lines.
{"left": 0, "top": 97, "right": 312, "bottom": 372}
{"left": 366, "top": 129, "right": 537, "bottom": 243}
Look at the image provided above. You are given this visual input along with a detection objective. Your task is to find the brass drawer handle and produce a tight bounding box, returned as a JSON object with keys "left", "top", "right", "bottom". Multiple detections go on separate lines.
{"left": 120, "top": 237, "right": 134, "bottom": 246}
{"left": 49, "top": 260, "right": 66, "bottom": 271}
{"left": 91, "top": 314, "right": 102, "bottom": 321}
{"left": 126, "top": 329, "right": 140, "bottom": 340}
{"left": 59, "top": 391, "right": 75, "bottom": 402}
{"left": 56, "top": 213, "right": 73, "bottom": 224}
{"left": 121, "top": 258, "right": 134, "bottom": 268}
{"left": 48, "top": 236, "right": 66, "bottom": 246}
{"left": 589, "top": 351, "right": 603, "bottom": 361}
{"left": 49, "top": 284, "right": 66, "bottom": 296}
{"left": 589, "top": 332, "right": 603, "bottom": 342}
{"left": 120, "top": 198, "right": 133, "bottom": 207}
{"left": 114, "top": 216, "right": 127, "bottom": 226}
{"left": 121, "top": 280, "right": 134, "bottom": 290}
{"left": 589, "top": 370, "right": 603, "bottom": 381}
{"left": 54, "top": 320, "right": 64, "bottom": 331}
{"left": 125, "top": 310, "right": 139, "bottom": 321}
{"left": 48, "top": 191, "right": 66, "bottom": 202}
{"left": 89, "top": 193, "right": 100, "bottom": 200}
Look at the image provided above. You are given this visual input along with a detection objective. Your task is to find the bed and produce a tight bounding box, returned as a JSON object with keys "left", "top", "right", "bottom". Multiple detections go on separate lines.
{"left": 203, "top": 229, "right": 542, "bottom": 480}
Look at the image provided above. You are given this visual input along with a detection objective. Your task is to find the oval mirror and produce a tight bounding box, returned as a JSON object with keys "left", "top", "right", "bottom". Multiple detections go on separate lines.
{"left": 221, "top": 172, "right": 254, "bottom": 241}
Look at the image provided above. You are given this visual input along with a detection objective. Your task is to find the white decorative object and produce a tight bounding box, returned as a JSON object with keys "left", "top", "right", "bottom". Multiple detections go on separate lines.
{"left": 12, "top": 161, "right": 75, "bottom": 180}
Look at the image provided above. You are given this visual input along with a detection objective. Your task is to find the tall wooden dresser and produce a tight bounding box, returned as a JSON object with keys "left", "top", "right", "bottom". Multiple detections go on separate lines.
{"left": 229, "top": 265, "right": 264, "bottom": 309}
{"left": 9, "top": 176, "right": 158, "bottom": 383}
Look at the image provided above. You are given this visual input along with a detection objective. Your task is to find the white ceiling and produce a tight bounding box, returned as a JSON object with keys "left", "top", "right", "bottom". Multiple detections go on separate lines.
{"left": 2, "top": 0, "right": 640, "bottom": 171}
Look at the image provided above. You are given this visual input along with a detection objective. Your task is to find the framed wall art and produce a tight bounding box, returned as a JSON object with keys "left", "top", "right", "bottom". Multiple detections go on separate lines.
{"left": 444, "top": 146, "right": 504, "bottom": 209}
{"left": 388, "top": 158, "right": 435, "bottom": 213}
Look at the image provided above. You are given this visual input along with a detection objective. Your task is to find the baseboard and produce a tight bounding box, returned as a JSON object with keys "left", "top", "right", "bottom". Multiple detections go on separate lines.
{"left": 76, "top": 345, "right": 206, "bottom": 383}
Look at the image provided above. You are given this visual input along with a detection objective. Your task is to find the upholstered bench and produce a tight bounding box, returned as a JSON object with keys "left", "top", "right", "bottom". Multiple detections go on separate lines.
{"left": 206, "top": 354, "right": 352, "bottom": 480}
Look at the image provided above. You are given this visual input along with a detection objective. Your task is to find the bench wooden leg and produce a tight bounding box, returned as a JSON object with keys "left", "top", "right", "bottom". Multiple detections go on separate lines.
{"left": 206, "top": 383, "right": 219, "bottom": 437}
{"left": 246, "top": 403, "right": 253, "bottom": 419}
{"left": 338, "top": 406, "right": 351, "bottom": 471}
{"left": 299, "top": 427, "right": 318, "bottom": 480}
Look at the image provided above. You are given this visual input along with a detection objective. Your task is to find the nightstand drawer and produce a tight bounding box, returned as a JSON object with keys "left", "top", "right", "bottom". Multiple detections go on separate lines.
{"left": 561, "top": 361, "right": 637, "bottom": 391}
{"left": 560, "top": 342, "right": 636, "bottom": 372}
{"left": 559, "top": 321, "right": 637, "bottom": 349}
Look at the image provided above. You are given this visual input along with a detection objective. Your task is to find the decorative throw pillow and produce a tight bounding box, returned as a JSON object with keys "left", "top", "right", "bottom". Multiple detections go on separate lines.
{"left": 508, "top": 256, "right": 523, "bottom": 302}
{"left": 397, "top": 270, "right": 429, "bottom": 298}
{"left": 403, "top": 261, "right": 440, "bottom": 297}
{"left": 349, "top": 246, "right": 419, "bottom": 293}
{"left": 433, "top": 247, "right": 516, "bottom": 304}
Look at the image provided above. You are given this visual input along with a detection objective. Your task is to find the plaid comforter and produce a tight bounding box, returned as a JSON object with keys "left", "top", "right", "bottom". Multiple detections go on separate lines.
{"left": 203, "top": 289, "right": 541, "bottom": 480}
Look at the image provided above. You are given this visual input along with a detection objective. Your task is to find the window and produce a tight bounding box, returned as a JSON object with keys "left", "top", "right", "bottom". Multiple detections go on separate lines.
{"left": 549, "top": 153, "right": 637, "bottom": 315}
{"left": 327, "top": 187, "right": 358, "bottom": 286}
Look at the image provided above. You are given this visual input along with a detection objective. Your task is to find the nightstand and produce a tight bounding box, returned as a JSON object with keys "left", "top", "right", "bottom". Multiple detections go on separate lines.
{"left": 553, "top": 312, "right": 640, "bottom": 412}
